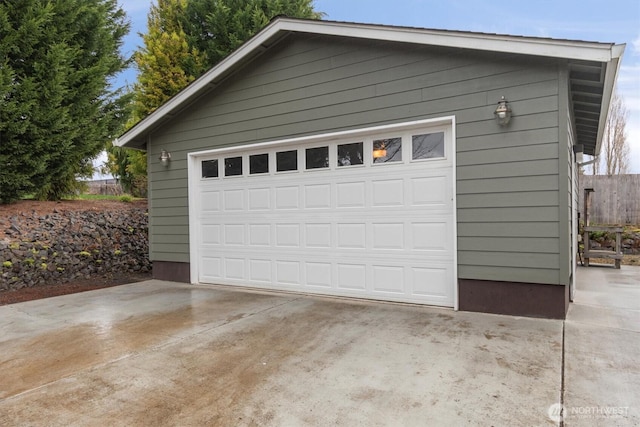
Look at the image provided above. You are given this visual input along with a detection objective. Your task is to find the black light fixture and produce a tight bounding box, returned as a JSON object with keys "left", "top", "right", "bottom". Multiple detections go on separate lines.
{"left": 159, "top": 149, "right": 172, "bottom": 166}
{"left": 494, "top": 96, "right": 512, "bottom": 126}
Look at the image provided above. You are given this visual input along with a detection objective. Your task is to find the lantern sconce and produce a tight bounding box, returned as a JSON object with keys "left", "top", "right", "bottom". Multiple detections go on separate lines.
{"left": 159, "top": 149, "right": 172, "bottom": 166}
{"left": 494, "top": 96, "right": 512, "bottom": 126}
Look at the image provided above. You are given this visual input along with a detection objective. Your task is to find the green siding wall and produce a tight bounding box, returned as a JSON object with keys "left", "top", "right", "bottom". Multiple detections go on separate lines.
{"left": 147, "top": 34, "right": 564, "bottom": 284}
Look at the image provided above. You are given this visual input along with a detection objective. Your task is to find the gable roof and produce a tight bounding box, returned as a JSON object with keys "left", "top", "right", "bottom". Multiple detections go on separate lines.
{"left": 116, "top": 17, "right": 624, "bottom": 155}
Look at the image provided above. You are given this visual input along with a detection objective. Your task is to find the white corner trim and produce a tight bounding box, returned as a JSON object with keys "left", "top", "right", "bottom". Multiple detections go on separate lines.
{"left": 450, "top": 115, "right": 458, "bottom": 311}
{"left": 187, "top": 152, "right": 201, "bottom": 284}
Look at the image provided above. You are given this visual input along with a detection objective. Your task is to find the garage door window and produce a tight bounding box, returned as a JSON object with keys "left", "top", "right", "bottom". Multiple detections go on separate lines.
{"left": 306, "top": 146, "right": 329, "bottom": 170}
{"left": 201, "top": 159, "right": 218, "bottom": 178}
{"left": 225, "top": 156, "right": 243, "bottom": 176}
{"left": 277, "top": 150, "right": 298, "bottom": 172}
{"left": 250, "top": 153, "right": 269, "bottom": 174}
{"left": 337, "top": 142, "right": 363, "bottom": 167}
{"left": 373, "top": 137, "right": 402, "bottom": 164}
{"left": 412, "top": 132, "right": 445, "bottom": 160}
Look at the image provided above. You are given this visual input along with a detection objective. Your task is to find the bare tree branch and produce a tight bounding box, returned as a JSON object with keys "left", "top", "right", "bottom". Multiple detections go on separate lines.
{"left": 597, "top": 89, "right": 630, "bottom": 175}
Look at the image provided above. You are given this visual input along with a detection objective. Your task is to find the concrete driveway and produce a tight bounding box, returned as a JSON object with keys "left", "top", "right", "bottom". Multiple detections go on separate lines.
{"left": 0, "top": 267, "right": 635, "bottom": 426}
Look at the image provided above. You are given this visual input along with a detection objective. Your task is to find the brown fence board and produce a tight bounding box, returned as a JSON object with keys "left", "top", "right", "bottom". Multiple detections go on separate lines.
{"left": 579, "top": 174, "right": 640, "bottom": 225}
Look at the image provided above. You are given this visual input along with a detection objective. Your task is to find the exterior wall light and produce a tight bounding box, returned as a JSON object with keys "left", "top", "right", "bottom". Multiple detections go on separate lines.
{"left": 494, "top": 96, "right": 512, "bottom": 126}
{"left": 159, "top": 149, "right": 172, "bottom": 166}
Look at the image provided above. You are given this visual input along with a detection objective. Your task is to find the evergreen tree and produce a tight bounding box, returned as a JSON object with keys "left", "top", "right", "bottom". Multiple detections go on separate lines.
{"left": 183, "top": 0, "right": 323, "bottom": 76}
{"left": 133, "top": 0, "right": 204, "bottom": 119}
{"left": 0, "top": 0, "right": 130, "bottom": 203}
{"left": 107, "top": 0, "right": 204, "bottom": 197}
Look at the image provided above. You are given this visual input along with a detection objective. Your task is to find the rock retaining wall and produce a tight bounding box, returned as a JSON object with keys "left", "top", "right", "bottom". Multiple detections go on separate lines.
{"left": 1, "top": 206, "right": 150, "bottom": 291}
{"left": 586, "top": 229, "right": 640, "bottom": 254}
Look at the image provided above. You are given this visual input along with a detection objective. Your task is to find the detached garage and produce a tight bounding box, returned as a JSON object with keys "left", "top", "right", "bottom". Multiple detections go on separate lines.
{"left": 116, "top": 18, "right": 623, "bottom": 319}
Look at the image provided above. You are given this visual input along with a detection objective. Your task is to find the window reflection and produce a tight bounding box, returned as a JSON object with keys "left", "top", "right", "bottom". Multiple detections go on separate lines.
{"left": 276, "top": 150, "right": 297, "bottom": 172}
{"left": 373, "top": 137, "right": 402, "bottom": 163}
{"left": 202, "top": 159, "right": 218, "bottom": 178}
{"left": 337, "top": 142, "right": 363, "bottom": 166}
{"left": 250, "top": 153, "right": 269, "bottom": 174}
{"left": 412, "top": 132, "right": 445, "bottom": 160}
{"left": 224, "top": 156, "right": 242, "bottom": 176}
{"left": 306, "top": 146, "right": 329, "bottom": 169}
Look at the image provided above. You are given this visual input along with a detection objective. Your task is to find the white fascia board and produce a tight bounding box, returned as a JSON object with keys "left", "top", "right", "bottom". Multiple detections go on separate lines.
{"left": 594, "top": 46, "right": 625, "bottom": 155}
{"left": 277, "top": 19, "right": 619, "bottom": 62}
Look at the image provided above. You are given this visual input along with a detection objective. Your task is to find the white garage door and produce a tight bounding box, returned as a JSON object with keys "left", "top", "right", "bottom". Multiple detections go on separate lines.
{"left": 189, "top": 120, "right": 456, "bottom": 307}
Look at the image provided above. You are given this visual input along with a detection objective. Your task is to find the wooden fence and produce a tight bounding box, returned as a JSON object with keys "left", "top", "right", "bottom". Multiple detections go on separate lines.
{"left": 578, "top": 174, "right": 640, "bottom": 225}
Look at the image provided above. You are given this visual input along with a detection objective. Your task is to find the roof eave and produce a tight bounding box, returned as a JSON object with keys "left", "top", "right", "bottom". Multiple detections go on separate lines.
{"left": 593, "top": 44, "right": 625, "bottom": 156}
{"left": 116, "top": 17, "right": 624, "bottom": 149}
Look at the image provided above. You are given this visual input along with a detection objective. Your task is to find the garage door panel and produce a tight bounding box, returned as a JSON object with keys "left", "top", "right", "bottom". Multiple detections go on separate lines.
{"left": 201, "top": 191, "right": 221, "bottom": 212}
{"left": 372, "top": 223, "right": 404, "bottom": 249}
{"left": 306, "top": 223, "right": 331, "bottom": 248}
{"left": 337, "top": 263, "right": 367, "bottom": 290}
{"left": 275, "top": 224, "right": 300, "bottom": 247}
{"left": 248, "top": 188, "right": 270, "bottom": 210}
{"left": 304, "top": 184, "right": 331, "bottom": 208}
{"left": 194, "top": 123, "right": 454, "bottom": 307}
{"left": 372, "top": 179, "right": 404, "bottom": 206}
{"left": 249, "top": 224, "right": 270, "bottom": 246}
{"left": 275, "top": 261, "right": 301, "bottom": 285}
{"left": 224, "top": 258, "right": 245, "bottom": 280}
{"left": 411, "top": 222, "right": 450, "bottom": 251}
{"left": 201, "top": 225, "right": 221, "bottom": 245}
{"left": 337, "top": 181, "right": 366, "bottom": 207}
{"left": 372, "top": 265, "right": 405, "bottom": 293}
{"left": 276, "top": 186, "right": 299, "bottom": 209}
{"left": 305, "top": 262, "right": 333, "bottom": 287}
{"left": 249, "top": 259, "right": 272, "bottom": 282}
{"left": 412, "top": 265, "right": 452, "bottom": 299}
{"left": 201, "top": 257, "right": 222, "bottom": 280}
{"left": 337, "top": 223, "right": 366, "bottom": 249}
{"left": 411, "top": 176, "right": 448, "bottom": 205}
{"left": 224, "top": 224, "right": 245, "bottom": 245}
{"left": 223, "top": 189, "right": 244, "bottom": 211}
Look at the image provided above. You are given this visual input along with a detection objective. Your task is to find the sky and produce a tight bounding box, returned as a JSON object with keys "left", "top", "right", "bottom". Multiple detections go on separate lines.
{"left": 113, "top": 0, "right": 640, "bottom": 173}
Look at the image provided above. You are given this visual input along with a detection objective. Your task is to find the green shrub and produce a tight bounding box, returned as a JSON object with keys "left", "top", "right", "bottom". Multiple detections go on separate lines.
{"left": 119, "top": 194, "right": 133, "bottom": 203}
{"left": 589, "top": 231, "right": 608, "bottom": 241}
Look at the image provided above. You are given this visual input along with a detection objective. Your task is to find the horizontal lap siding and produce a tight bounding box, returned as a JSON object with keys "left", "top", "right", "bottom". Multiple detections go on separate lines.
{"left": 148, "top": 34, "right": 561, "bottom": 285}
{"left": 457, "top": 67, "right": 560, "bottom": 283}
